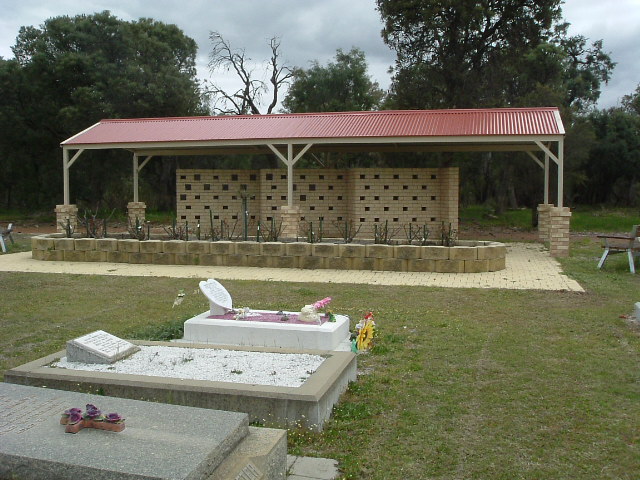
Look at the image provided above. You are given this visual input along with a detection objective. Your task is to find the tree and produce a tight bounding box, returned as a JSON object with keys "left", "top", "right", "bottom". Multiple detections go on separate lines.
{"left": 580, "top": 107, "right": 640, "bottom": 206}
{"left": 622, "top": 84, "right": 640, "bottom": 116}
{"left": 0, "top": 11, "right": 205, "bottom": 210}
{"left": 376, "top": 1, "right": 616, "bottom": 211}
{"left": 207, "top": 32, "right": 292, "bottom": 115}
{"left": 376, "top": 1, "right": 614, "bottom": 113}
{"left": 282, "top": 48, "right": 384, "bottom": 113}
{"left": 377, "top": 0, "right": 565, "bottom": 109}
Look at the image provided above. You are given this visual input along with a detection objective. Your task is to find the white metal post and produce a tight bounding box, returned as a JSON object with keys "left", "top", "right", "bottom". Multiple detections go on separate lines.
{"left": 63, "top": 149, "right": 70, "bottom": 205}
{"left": 287, "top": 144, "right": 293, "bottom": 208}
{"left": 544, "top": 152, "right": 549, "bottom": 205}
{"left": 557, "top": 139, "right": 564, "bottom": 207}
{"left": 133, "top": 154, "right": 139, "bottom": 203}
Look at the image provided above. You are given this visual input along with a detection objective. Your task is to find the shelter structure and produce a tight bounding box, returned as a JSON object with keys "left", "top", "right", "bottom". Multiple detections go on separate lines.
{"left": 60, "top": 108, "right": 571, "bottom": 255}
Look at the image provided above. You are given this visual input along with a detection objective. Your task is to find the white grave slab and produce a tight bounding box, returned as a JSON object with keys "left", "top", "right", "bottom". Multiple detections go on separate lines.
{"left": 183, "top": 311, "right": 351, "bottom": 351}
{"left": 66, "top": 330, "right": 140, "bottom": 364}
{"left": 199, "top": 279, "right": 233, "bottom": 315}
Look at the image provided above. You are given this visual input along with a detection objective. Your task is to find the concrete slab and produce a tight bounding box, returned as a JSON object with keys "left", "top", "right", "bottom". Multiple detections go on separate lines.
{"left": 5, "top": 340, "right": 357, "bottom": 431}
{"left": 287, "top": 456, "right": 339, "bottom": 480}
{"left": 0, "top": 383, "right": 249, "bottom": 480}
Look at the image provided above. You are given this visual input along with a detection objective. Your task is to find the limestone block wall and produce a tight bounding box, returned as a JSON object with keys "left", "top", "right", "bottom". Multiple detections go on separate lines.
{"left": 176, "top": 167, "right": 459, "bottom": 238}
{"left": 31, "top": 236, "right": 506, "bottom": 273}
{"left": 176, "top": 169, "right": 261, "bottom": 230}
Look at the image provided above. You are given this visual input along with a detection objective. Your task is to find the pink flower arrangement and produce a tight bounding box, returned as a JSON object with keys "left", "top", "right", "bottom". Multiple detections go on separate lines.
{"left": 313, "top": 297, "right": 332, "bottom": 310}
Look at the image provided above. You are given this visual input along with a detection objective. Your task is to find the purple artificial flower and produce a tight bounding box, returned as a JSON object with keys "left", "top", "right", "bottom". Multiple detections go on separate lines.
{"left": 68, "top": 412, "right": 83, "bottom": 425}
{"left": 105, "top": 413, "right": 124, "bottom": 424}
{"left": 64, "top": 407, "right": 82, "bottom": 416}
{"left": 85, "top": 404, "right": 102, "bottom": 419}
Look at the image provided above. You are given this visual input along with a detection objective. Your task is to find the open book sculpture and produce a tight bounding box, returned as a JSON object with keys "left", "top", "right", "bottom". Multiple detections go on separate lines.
{"left": 199, "top": 279, "right": 233, "bottom": 315}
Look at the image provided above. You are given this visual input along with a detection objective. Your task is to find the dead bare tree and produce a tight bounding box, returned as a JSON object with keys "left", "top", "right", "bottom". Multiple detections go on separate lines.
{"left": 207, "top": 32, "right": 292, "bottom": 115}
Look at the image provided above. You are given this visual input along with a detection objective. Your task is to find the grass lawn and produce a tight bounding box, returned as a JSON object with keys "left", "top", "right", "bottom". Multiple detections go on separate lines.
{"left": 460, "top": 205, "right": 640, "bottom": 233}
{"left": 0, "top": 238, "right": 639, "bottom": 479}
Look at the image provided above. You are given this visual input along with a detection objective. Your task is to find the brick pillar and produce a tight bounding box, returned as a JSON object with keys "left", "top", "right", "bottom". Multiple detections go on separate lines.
{"left": 280, "top": 205, "right": 301, "bottom": 239}
{"left": 537, "top": 204, "right": 552, "bottom": 243}
{"left": 55, "top": 204, "right": 78, "bottom": 234}
{"left": 549, "top": 206, "right": 571, "bottom": 257}
{"left": 127, "top": 202, "right": 147, "bottom": 226}
{"left": 438, "top": 167, "right": 459, "bottom": 232}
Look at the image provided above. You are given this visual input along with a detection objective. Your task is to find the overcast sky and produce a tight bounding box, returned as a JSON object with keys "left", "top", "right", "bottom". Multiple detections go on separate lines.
{"left": 1, "top": 0, "right": 638, "bottom": 110}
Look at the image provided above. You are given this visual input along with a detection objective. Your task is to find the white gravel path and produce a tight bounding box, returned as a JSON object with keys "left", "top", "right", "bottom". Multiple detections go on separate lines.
{"left": 52, "top": 345, "right": 325, "bottom": 388}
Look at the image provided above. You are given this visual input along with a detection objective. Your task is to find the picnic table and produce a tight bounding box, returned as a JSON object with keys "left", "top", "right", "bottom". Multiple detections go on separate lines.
{"left": 0, "top": 223, "right": 13, "bottom": 253}
{"left": 597, "top": 225, "right": 640, "bottom": 274}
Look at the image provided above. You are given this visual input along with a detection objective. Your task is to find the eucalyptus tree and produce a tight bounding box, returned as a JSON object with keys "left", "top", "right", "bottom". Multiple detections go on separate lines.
{"left": 283, "top": 48, "right": 384, "bottom": 113}
{"left": 0, "top": 11, "right": 205, "bottom": 209}
{"left": 376, "top": 0, "right": 615, "bottom": 210}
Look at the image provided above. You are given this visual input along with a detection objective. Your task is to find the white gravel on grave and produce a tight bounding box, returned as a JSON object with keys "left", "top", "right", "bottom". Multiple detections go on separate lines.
{"left": 52, "top": 346, "right": 325, "bottom": 388}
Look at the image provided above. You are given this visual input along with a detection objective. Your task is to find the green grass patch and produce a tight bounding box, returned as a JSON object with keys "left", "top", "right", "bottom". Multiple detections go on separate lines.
{"left": 0, "top": 241, "right": 639, "bottom": 479}
{"left": 570, "top": 206, "right": 640, "bottom": 233}
{"left": 0, "top": 209, "right": 55, "bottom": 223}
{"left": 461, "top": 204, "right": 640, "bottom": 234}
{"left": 460, "top": 205, "right": 534, "bottom": 229}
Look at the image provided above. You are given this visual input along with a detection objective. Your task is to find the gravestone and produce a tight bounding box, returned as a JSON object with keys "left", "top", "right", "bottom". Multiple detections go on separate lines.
{"left": 635, "top": 302, "right": 640, "bottom": 319}
{"left": 66, "top": 330, "right": 140, "bottom": 364}
{"left": 0, "top": 383, "right": 285, "bottom": 480}
{"left": 199, "top": 278, "right": 233, "bottom": 315}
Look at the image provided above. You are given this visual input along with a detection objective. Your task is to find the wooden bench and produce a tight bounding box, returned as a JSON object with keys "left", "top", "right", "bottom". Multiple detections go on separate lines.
{"left": 597, "top": 225, "right": 640, "bottom": 274}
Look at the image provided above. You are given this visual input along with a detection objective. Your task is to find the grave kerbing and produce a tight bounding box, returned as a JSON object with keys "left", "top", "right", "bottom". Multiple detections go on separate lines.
{"left": 66, "top": 330, "right": 140, "bottom": 364}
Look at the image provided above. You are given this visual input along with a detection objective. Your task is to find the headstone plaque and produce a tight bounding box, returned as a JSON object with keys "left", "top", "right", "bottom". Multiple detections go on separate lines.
{"left": 199, "top": 279, "right": 233, "bottom": 315}
{"left": 66, "top": 330, "right": 140, "bottom": 364}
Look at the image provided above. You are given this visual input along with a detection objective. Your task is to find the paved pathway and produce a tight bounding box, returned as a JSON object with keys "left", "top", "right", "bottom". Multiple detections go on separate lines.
{"left": 0, "top": 243, "right": 583, "bottom": 291}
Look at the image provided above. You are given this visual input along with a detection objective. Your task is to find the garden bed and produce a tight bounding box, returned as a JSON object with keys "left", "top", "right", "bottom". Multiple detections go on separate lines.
{"left": 30, "top": 235, "right": 506, "bottom": 273}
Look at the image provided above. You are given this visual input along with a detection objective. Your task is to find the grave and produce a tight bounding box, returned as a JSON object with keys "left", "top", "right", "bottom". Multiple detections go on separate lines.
{"left": 5, "top": 340, "right": 357, "bottom": 431}
{"left": 0, "top": 383, "right": 286, "bottom": 480}
{"left": 184, "top": 279, "right": 351, "bottom": 351}
{"left": 66, "top": 330, "right": 140, "bottom": 364}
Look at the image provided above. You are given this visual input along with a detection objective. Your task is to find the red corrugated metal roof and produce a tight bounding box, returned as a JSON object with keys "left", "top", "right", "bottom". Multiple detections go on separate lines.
{"left": 62, "top": 108, "right": 564, "bottom": 146}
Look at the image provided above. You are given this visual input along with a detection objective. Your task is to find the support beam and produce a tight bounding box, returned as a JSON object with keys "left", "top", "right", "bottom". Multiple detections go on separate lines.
{"left": 287, "top": 144, "right": 293, "bottom": 207}
{"left": 534, "top": 141, "right": 559, "bottom": 165}
{"left": 138, "top": 155, "right": 153, "bottom": 171}
{"left": 544, "top": 152, "right": 550, "bottom": 205}
{"left": 557, "top": 139, "right": 564, "bottom": 207}
{"left": 67, "top": 149, "right": 85, "bottom": 168}
{"left": 266, "top": 143, "right": 313, "bottom": 208}
{"left": 63, "top": 149, "right": 70, "bottom": 206}
{"left": 526, "top": 151, "right": 545, "bottom": 170}
{"left": 62, "top": 148, "right": 85, "bottom": 205}
{"left": 132, "top": 155, "right": 154, "bottom": 203}
{"left": 133, "top": 154, "right": 139, "bottom": 203}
